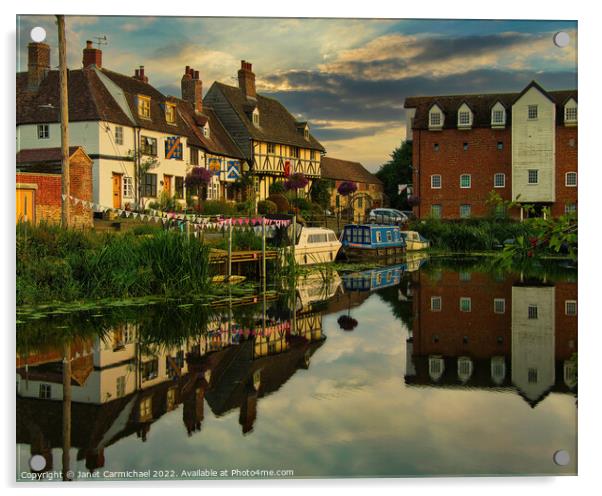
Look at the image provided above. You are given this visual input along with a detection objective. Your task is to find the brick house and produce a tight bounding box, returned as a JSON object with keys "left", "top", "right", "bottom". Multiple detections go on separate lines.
{"left": 16, "top": 146, "right": 93, "bottom": 228}
{"left": 405, "top": 268, "right": 577, "bottom": 407}
{"left": 404, "top": 81, "right": 577, "bottom": 219}
{"left": 17, "top": 41, "right": 245, "bottom": 211}
{"left": 320, "top": 156, "right": 384, "bottom": 221}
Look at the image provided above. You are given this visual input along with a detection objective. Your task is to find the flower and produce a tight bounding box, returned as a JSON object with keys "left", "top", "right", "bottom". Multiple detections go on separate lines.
{"left": 185, "top": 166, "right": 212, "bottom": 188}
{"left": 337, "top": 181, "right": 357, "bottom": 196}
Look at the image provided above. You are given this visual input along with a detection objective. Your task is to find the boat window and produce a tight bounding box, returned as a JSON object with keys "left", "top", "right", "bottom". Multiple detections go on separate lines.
{"left": 328, "top": 233, "right": 337, "bottom": 242}
{"left": 308, "top": 233, "right": 328, "bottom": 243}
{"left": 386, "top": 231, "right": 392, "bottom": 242}
{"left": 376, "top": 231, "right": 382, "bottom": 242}
{"left": 363, "top": 229, "right": 370, "bottom": 243}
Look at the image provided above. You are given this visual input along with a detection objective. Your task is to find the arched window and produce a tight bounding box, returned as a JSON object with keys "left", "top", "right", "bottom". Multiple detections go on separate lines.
{"left": 564, "top": 98, "right": 577, "bottom": 125}
{"left": 491, "top": 101, "right": 506, "bottom": 128}
{"left": 457, "top": 103, "right": 473, "bottom": 129}
{"left": 429, "top": 104, "right": 444, "bottom": 130}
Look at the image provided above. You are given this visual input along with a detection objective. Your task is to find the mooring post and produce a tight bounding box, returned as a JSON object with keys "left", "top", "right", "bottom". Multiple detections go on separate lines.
{"left": 262, "top": 216, "right": 267, "bottom": 292}
{"left": 227, "top": 219, "right": 233, "bottom": 280}
{"left": 292, "top": 215, "right": 297, "bottom": 271}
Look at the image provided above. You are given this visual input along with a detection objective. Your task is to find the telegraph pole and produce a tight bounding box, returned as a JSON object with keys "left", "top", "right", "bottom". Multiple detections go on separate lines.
{"left": 57, "top": 15, "right": 70, "bottom": 228}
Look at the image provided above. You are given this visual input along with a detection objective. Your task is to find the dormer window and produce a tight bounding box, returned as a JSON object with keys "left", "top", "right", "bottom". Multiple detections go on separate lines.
{"left": 252, "top": 108, "right": 259, "bottom": 126}
{"left": 491, "top": 102, "right": 506, "bottom": 128}
{"left": 165, "top": 102, "right": 176, "bottom": 125}
{"left": 457, "top": 103, "right": 473, "bottom": 129}
{"left": 203, "top": 123, "right": 210, "bottom": 138}
{"left": 564, "top": 98, "right": 577, "bottom": 126}
{"left": 428, "top": 104, "right": 444, "bottom": 130}
{"left": 304, "top": 127, "right": 309, "bottom": 140}
{"left": 138, "top": 95, "right": 151, "bottom": 119}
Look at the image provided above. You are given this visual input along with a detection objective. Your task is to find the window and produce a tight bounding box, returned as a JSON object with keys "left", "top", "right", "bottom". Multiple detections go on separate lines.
{"left": 565, "top": 105, "right": 577, "bottom": 123}
{"left": 431, "top": 175, "right": 442, "bottom": 189}
{"left": 528, "top": 105, "right": 538, "bottom": 120}
{"left": 175, "top": 176, "right": 184, "bottom": 199}
{"left": 492, "top": 110, "right": 505, "bottom": 125}
{"left": 431, "top": 296, "right": 442, "bottom": 311}
{"left": 267, "top": 143, "right": 276, "bottom": 154}
{"left": 460, "top": 297, "right": 471, "bottom": 312}
{"left": 190, "top": 147, "right": 199, "bottom": 165}
{"left": 460, "top": 204, "right": 471, "bottom": 218}
{"left": 565, "top": 203, "right": 577, "bottom": 214}
{"left": 430, "top": 112, "right": 441, "bottom": 127}
{"left": 142, "top": 173, "right": 157, "bottom": 197}
{"left": 123, "top": 176, "right": 133, "bottom": 198}
{"left": 203, "top": 124, "right": 210, "bottom": 138}
{"left": 433, "top": 143, "right": 440, "bottom": 152}
{"left": 37, "top": 124, "right": 49, "bottom": 139}
{"left": 494, "top": 298, "right": 506, "bottom": 314}
{"left": 304, "top": 128, "right": 309, "bottom": 139}
{"left": 386, "top": 230, "right": 392, "bottom": 242}
{"left": 528, "top": 169, "right": 539, "bottom": 184}
{"left": 463, "top": 142, "right": 469, "bottom": 151}
{"left": 116, "top": 376, "right": 126, "bottom": 398}
{"left": 459, "top": 271, "right": 471, "bottom": 281}
{"left": 497, "top": 141, "right": 504, "bottom": 150}
{"left": 291, "top": 147, "right": 300, "bottom": 158}
{"left": 252, "top": 110, "right": 259, "bottom": 125}
{"left": 528, "top": 304, "right": 538, "bottom": 319}
{"left": 565, "top": 300, "right": 577, "bottom": 316}
{"left": 39, "top": 383, "right": 51, "bottom": 399}
{"left": 458, "top": 111, "right": 470, "bottom": 126}
{"left": 431, "top": 204, "right": 442, "bottom": 219}
{"left": 165, "top": 103, "right": 176, "bottom": 124}
{"left": 115, "top": 126, "right": 123, "bottom": 145}
{"left": 565, "top": 172, "right": 577, "bottom": 187}
{"left": 138, "top": 95, "right": 151, "bottom": 118}
{"left": 429, "top": 356, "right": 444, "bottom": 381}
{"left": 375, "top": 231, "right": 382, "bottom": 242}
{"left": 141, "top": 359, "right": 159, "bottom": 382}
{"left": 460, "top": 174, "right": 471, "bottom": 188}
{"left": 494, "top": 173, "right": 506, "bottom": 188}
{"left": 528, "top": 368, "right": 538, "bottom": 384}
{"left": 310, "top": 149, "right": 317, "bottom": 160}
{"left": 140, "top": 136, "right": 157, "bottom": 156}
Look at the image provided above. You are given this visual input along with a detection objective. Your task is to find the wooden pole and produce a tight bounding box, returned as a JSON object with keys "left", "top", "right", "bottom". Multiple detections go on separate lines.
{"left": 262, "top": 216, "right": 266, "bottom": 292}
{"left": 292, "top": 216, "right": 297, "bottom": 270}
{"left": 57, "top": 15, "right": 70, "bottom": 228}
{"left": 227, "top": 219, "right": 232, "bottom": 280}
{"left": 62, "top": 341, "right": 72, "bottom": 480}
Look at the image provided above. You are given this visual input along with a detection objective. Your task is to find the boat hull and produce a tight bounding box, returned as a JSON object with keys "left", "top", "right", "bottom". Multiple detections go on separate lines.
{"left": 343, "top": 245, "right": 405, "bottom": 260}
{"left": 405, "top": 240, "right": 430, "bottom": 251}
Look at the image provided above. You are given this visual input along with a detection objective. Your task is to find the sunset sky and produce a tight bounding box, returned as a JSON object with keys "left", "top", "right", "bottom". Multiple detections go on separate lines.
{"left": 17, "top": 16, "right": 577, "bottom": 171}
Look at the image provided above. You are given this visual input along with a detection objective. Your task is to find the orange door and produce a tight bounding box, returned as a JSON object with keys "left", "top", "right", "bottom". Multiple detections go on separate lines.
{"left": 163, "top": 174, "right": 172, "bottom": 195}
{"left": 112, "top": 173, "right": 122, "bottom": 209}
{"left": 16, "top": 189, "right": 35, "bottom": 223}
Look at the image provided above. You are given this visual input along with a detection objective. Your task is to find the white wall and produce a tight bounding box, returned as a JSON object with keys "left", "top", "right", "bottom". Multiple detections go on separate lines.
{"left": 511, "top": 87, "right": 556, "bottom": 202}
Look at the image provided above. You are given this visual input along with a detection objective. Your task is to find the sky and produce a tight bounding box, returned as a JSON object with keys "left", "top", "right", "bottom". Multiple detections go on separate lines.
{"left": 17, "top": 16, "right": 577, "bottom": 171}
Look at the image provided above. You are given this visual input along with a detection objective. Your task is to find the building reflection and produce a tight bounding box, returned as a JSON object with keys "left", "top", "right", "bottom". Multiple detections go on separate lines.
{"left": 405, "top": 269, "right": 578, "bottom": 407}
{"left": 16, "top": 283, "right": 330, "bottom": 475}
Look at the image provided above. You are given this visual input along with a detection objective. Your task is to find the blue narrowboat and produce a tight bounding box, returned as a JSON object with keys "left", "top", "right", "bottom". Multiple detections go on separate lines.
{"left": 340, "top": 224, "right": 405, "bottom": 259}
{"left": 342, "top": 264, "right": 404, "bottom": 292}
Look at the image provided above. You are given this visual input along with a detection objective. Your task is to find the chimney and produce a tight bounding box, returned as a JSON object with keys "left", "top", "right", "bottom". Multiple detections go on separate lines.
{"left": 133, "top": 65, "right": 148, "bottom": 83}
{"left": 27, "top": 42, "right": 50, "bottom": 91}
{"left": 237, "top": 60, "right": 256, "bottom": 100}
{"left": 181, "top": 66, "right": 203, "bottom": 113}
{"left": 82, "top": 40, "right": 102, "bottom": 68}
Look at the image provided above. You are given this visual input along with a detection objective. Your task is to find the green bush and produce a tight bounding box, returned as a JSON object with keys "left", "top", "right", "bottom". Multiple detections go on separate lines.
{"left": 290, "top": 197, "right": 311, "bottom": 212}
{"left": 201, "top": 200, "right": 237, "bottom": 216}
{"left": 267, "top": 194, "right": 290, "bottom": 213}
{"left": 269, "top": 181, "right": 286, "bottom": 195}
{"left": 257, "top": 200, "right": 277, "bottom": 215}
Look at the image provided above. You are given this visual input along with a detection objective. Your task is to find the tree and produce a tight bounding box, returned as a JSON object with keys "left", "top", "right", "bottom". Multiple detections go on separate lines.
{"left": 376, "top": 140, "right": 413, "bottom": 210}
{"left": 185, "top": 167, "right": 212, "bottom": 207}
{"left": 310, "top": 178, "right": 334, "bottom": 210}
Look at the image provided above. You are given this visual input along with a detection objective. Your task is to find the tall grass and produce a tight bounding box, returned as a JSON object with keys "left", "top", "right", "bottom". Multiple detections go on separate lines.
{"left": 17, "top": 222, "right": 210, "bottom": 306}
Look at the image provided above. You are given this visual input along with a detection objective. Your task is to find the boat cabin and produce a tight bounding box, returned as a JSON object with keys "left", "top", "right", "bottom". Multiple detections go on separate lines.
{"left": 341, "top": 224, "right": 404, "bottom": 249}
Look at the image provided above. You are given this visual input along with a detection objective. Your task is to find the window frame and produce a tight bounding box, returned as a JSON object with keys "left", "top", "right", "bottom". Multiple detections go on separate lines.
{"left": 174, "top": 176, "right": 184, "bottom": 199}
{"left": 459, "top": 297, "right": 472, "bottom": 312}
{"left": 37, "top": 124, "right": 50, "bottom": 139}
{"left": 527, "top": 105, "right": 538, "bottom": 120}
{"left": 527, "top": 169, "right": 539, "bottom": 185}
{"left": 460, "top": 174, "right": 471, "bottom": 189}
{"left": 565, "top": 300, "right": 577, "bottom": 316}
{"left": 115, "top": 125, "right": 124, "bottom": 145}
{"left": 140, "top": 135, "right": 158, "bottom": 156}
{"left": 123, "top": 176, "right": 134, "bottom": 198}
{"left": 565, "top": 171, "right": 577, "bottom": 187}
{"left": 141, "top": 172, "right": 158, "bottom": 198}
{"left": 138, "top": 95, "right": 151, "bottom": 119}
{"left": 429, "top": 111, "right": 441, "bottom": 127}
{"left": 431, "top": 204, "right": 442, "bottom": 219}
{"left": 165, "top": 102, "right": 177, "bottom": 125}
{"left": 565, "top": 202, "right": 577, "bottom": 215}
{"left": 528, "top": 304, "right": 538, "bottom": 319}
{"left": 494, "top": 298, "right": 506, "bottom": 314}
{"left": 459, "top": 204, "right": 471, "bottom": 218}
{"left": 430, "top": 296, "right": 442, "bottom": 312}
{"left": 494, "top": 173, "right": 506, "bottom": 188}
{"left": 564, "top": 104, "right": 577, "bottom": 123}
{"left": 430, "top": 175, "right": 442, "bottom": 189}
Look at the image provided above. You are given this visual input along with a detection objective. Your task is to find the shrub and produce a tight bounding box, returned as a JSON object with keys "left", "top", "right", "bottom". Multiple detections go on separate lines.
{"left": 290, "top": 197, "right": 311, "bottom": 212}
{"left": 267, "top": 194, "right": 290, "bottom": 213}
{"left": 258, "top": 200, "right": 277, "bottom": 215}
{"left": 269, "top": 181, "right": 286, "bottom": 195}
{"left": 201, "top": 200, "right": 237, "bottom": 216}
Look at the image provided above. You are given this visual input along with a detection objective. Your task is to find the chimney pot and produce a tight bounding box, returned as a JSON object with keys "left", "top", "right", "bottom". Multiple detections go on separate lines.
{"left": 181, "top": 66, "right": 203, "bottom": 113}
{"left": 194, "top": 70, "right": 199, "bottom": 79}
{"left": 238, "top": 60, "right": 256, "bottom": 100}
{"left": 82, "top": 40, "right": 102, "bottom": 68}
{"left": 27, "top": 42, "right": 50, "bottom": 91}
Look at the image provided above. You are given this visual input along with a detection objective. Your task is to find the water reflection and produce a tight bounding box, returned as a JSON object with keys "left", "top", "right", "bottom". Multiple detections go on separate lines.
{"left": 16, "top": 257, "right": 577, "bottom": 479}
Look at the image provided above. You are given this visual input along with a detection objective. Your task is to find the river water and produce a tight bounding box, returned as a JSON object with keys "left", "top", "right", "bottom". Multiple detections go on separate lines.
{"left": 16, "top": 256, "right": 577, "bottom": 480}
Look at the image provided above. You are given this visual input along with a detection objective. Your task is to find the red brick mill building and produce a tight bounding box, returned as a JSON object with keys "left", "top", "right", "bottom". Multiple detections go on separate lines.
{"left": 404, "top": 81, "right": 577, "bottom": 220}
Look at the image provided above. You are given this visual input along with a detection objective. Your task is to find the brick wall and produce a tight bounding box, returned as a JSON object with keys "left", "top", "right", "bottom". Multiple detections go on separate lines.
{"left": 413, "top": 125, "right": 577, "bottom": 219}
{"left": 16, "top": 152, "right": 93, "bottom": 228}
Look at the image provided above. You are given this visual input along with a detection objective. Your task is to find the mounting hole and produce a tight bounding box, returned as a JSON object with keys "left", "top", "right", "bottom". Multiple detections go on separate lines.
{"left": 553, "top": 31, "right": 570, "bottom": 48}
{"left": 29, "top": 454, "right": 47, "bottom": 471}
{"left": 30, "top": 27, "right": 47, "bottom": 43}
{"left": 553, "top": 449, "right": 570, "bottom": 466}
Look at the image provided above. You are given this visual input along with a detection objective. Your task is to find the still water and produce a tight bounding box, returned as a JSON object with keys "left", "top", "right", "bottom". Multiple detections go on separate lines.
{"left": 16, "top": 257, "right": 577, "bottom": 479}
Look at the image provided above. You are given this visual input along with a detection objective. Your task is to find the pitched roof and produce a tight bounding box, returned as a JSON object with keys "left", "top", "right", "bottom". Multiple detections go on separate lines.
{"left": 321, "top": 156, "right": 382, "bottom": 185}
{"left": 16, "top": 146, "right": 92, "bottom": 174}
{"left": 17, "top": 68, "right": 244, "bottom": 160}
{"left": 209, "top": 82, "right": 325, "bottom": 151}
{"left": 404, "top": 81, "right": 577, "bottom": 129}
